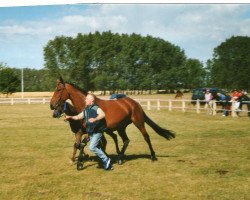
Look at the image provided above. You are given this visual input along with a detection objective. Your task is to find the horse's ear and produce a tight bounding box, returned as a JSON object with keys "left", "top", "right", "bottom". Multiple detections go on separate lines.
{"left": 58, "top": 76, "right": 64, "bottom": 84}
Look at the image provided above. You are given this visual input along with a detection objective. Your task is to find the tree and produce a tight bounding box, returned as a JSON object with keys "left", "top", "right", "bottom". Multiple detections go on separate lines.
{"left": 0, "top": 63, "right": 20, "bottom": 97}
{"left": 210, "top": 36, "right": 250, "bottom": 89}
{"left": 182, "top": 59, "right": 206, "bottom": 88}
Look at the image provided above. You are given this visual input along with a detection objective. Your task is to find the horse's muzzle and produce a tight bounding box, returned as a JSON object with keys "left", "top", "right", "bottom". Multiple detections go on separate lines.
{"left": 50, "top": 104, "right": 55, "bottom": 110}
{"left": 52, "top": 110, "right": 62, "bottom": 118}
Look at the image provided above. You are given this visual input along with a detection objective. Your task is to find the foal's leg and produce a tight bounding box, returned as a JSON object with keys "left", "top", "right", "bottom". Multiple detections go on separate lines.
{"left": 76, "top": 133, "right": 91, "bottom": 171}
{"left": 71, "top": 131, "right": 82, "bottom": 163}
{"left": 78, "top": 134, "right": 90, "bottom": 162}
{"left": 117, "top": 127, "right": 130, "bottom": 164}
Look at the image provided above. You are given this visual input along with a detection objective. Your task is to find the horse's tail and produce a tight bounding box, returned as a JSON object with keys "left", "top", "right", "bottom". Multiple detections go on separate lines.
{"left": 144, "top": 112, "right": 175, "bottom": 140}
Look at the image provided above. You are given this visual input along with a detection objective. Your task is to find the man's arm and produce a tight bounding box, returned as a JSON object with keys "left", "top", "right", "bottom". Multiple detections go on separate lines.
{"left": 88, "top": 108, "right": 105, "bottom": 123}
{"left": 65, "top": 112, "right": 84, "bottom": 120}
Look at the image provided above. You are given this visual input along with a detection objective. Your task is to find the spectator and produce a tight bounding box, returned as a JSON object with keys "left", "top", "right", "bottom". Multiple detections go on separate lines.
{"left": 231, "top": 89, "right": 243, "bottom": 111}
{"left": 217, "top": 92, "right": 231, "bottom": 116}
{"left": 204, "top": 89, "right": 213, "bottom": 114}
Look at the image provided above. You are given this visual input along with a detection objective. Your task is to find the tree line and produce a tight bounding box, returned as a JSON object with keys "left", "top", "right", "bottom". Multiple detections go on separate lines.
{"left": 43, "top": 31, "right": 206, "bottom": 92}
{"left": 1, "top": 32, "right": 249, "bottom": 95}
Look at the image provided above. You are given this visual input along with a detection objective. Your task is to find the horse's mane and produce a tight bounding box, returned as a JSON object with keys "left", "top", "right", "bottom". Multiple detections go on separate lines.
{"left": 65, "top": 82, "right": 88, "bottom": 95}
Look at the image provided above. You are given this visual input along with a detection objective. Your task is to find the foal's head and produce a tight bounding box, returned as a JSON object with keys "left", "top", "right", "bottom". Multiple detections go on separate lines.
{"left": 52, "top": 101, "right": 77, "bottom": 118}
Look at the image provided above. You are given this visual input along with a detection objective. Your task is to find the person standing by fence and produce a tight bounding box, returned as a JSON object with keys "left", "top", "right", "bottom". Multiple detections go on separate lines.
{"left": 231, "top": 89, "right": 243, "bottom": 112}
{"left": 217, "top": 92, "right": 231, "bottom": 116}
{"left": 204, "top": 89, "right": 213, "bottom": 114}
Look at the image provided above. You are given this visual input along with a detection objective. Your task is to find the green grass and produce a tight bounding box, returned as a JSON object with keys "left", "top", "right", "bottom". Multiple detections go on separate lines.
{"left": 0, "top": 104, "right": 249, "bottom": 200}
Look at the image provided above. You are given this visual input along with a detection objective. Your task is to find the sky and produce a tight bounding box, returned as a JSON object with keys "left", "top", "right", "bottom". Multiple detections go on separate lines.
{"left": 0, "top": 2, "right": 250, "bottom": 69}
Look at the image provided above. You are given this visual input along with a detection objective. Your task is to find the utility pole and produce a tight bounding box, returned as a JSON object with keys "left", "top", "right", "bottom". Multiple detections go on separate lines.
{"left": 21, "top": 68, "right": 24, "bottom": 98}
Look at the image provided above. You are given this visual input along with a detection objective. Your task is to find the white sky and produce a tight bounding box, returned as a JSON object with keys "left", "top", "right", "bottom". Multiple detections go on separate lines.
{"left": 0, "top": 1, "right": 250, "bottom": 69}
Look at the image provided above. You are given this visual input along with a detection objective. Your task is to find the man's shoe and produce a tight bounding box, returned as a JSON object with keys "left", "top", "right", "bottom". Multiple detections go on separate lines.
{"left": 105, "top": 163, "right": 114, "bottom": 171}
{"left": 104, "top": 158, "right": 111, "bottom": 170}
{"left": 106, "top": 165, "right": 114, "bottom": 170}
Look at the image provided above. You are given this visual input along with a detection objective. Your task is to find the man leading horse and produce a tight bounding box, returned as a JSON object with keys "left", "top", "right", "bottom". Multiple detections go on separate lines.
{"left": 65, "top": 93, "right": 113, "bottom": 170}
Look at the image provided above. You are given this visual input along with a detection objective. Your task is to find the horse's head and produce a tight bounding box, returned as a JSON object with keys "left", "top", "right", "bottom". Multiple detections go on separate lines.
{"left": 50, "top": 78, "right": 70, "bottom": 111}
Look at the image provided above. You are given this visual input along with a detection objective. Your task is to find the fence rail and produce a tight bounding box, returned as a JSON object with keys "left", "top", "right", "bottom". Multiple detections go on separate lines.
{"left": 0, "top": 98, "right": 249, "bottom": 117}
{"left": 0, "top": 98, "right": 50, "bottom": 105}
{"left": 136, "top": 99, "right": 250, "bottom": 117}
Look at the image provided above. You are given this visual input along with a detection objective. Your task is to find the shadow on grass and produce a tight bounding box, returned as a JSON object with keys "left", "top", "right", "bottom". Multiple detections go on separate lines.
{"left": 110, "top": 153, "right": 178, "bottom": 162}
{"left": 75, "top": 154, "right": 178, "bottom": 170}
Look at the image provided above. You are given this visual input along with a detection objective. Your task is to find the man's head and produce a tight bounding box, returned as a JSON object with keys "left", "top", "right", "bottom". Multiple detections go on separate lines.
{"left": 85, "top": 93, "right": 96, "bottom": 106}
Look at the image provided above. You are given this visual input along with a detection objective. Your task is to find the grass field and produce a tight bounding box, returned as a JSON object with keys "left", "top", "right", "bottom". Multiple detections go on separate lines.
{"left": 0, "top": 104, "right": 249, "bottom": 200}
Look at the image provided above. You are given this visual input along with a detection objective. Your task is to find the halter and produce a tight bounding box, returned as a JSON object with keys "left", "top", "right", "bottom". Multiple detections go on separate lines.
{"left": 52, "top": 102, "right": 69, "bottom": 118}
{"left": 53, "top": 83, "right": 69, "bottom": 109}
{"left": 63, "top": 101, "right": 68, "bottom": 112}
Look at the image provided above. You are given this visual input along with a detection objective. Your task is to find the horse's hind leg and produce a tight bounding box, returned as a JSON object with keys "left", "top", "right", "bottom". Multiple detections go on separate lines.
{"left": 105, "top": 129, "right": 121, "bottom": 155}
{"left": 136, "top": 124, "right": 157, "bottom": 161}
{"left": 117, "top": 127, "right": 130, "bottom": 165}
{"left": 131, "top": 110, "right": 157, "bottom": 161}
{"left": 100, "top": 134, "right": 107, "bottom": 152}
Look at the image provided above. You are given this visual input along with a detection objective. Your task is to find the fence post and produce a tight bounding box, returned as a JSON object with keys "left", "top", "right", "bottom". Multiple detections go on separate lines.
{"left": 231, "top": 101, "right": 237, "bottom": 117}
{"left": 147, "top": 100, "right": 151, "bottom": 110}
{"left": 212, "top": 100, "right": 217, "bottom": 115}
{"left": 28, "top": 98, "right": 31, "bottom": 104}
{"left": 157, "top": 99, "right": 160, "bottom": 110}
{"left": 169, "top": 99, "right": 172, "bottom": 111}
{"left": 11, "top": 98, "right": 14, "bottom": 105}
{"left": 182, "top": 100, "right": 186, "bottom": 112}
{"left": 43, "top": 98, "right": 46, "bottom": 104}
{"left": 196, "top": 100, "right": 200, "bottom": 113}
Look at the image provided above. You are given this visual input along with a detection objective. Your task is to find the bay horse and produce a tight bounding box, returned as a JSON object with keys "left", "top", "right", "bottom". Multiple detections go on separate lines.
{"left": 50, "top": 78, "right": 175, "bottom": 163}
{"left": 175, "top": 90, "right": 183, "bottom": 99}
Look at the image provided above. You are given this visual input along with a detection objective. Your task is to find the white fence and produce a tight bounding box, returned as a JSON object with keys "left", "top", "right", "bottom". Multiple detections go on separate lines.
{"left": 0, "top": 98, "right": 249, "bottom": 117}
{"left": 0, "top": 98, "right": 50, "bottom": 105}
{"left": 136, "top": 99, "right": 250, "bottom": 117}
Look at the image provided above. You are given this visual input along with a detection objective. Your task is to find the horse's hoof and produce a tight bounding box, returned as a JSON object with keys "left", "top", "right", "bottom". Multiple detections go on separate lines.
{"left": 78, "top": 156, "right": 84, "bottom": 162}
{"left": 69, "top": 160, "right": 75, "bottom": 165}
{"left": 85, "top": 154, "right": 89, "bottom": 158}
{"left": 84, "top": 154, "right": 90, "bottom": 160}
{"left": 151, "top": 157, "right": 158, "bottom": 162}
{"left": 117, "top": 159, "right": 123, "bottom": 165}
{"left": 77, "top": 162, "right": 84, "bottom": 170}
